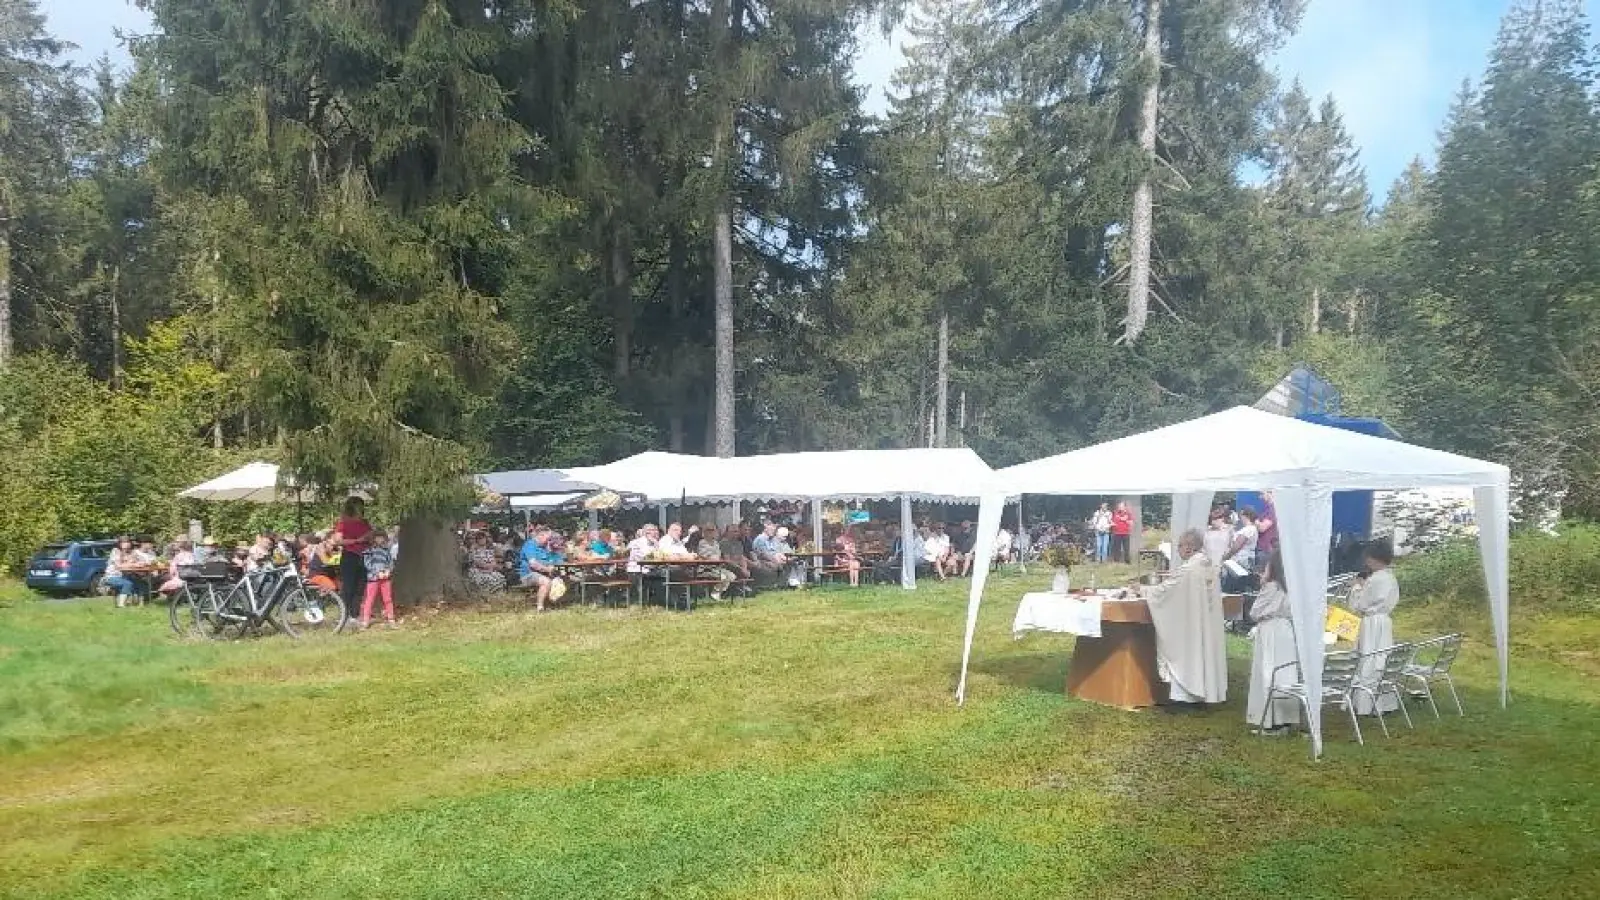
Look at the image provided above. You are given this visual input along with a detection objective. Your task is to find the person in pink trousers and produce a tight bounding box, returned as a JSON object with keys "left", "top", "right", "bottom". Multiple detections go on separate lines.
{"left": 360, "top": 531, "right": 397, "bottom": 629}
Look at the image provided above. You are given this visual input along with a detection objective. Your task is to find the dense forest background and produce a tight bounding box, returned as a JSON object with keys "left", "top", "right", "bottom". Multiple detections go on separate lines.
{"left": 2, "top": 0, "right": 1598, "bottom": 572}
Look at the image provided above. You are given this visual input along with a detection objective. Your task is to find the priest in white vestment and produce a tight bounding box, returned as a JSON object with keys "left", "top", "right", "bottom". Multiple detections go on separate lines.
{"left": 1142, "top": 529, "right": 1228, "bottom": 704}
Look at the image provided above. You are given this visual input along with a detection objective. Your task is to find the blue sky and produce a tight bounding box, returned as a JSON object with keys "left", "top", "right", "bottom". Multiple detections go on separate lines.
{"left": 42, "top": 0, "right": 1596, "bottom": 200}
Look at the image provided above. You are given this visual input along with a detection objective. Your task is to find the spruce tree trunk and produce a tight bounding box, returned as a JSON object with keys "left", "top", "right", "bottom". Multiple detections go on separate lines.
{"left": 1309, "top": 285, "right": 1321, "bottom": 335}
{"left": 211, "top": 280, "right": 224, "bottom": 448}
{"left": 610, "top": 221, "right": 632, "bottom": 379}
{"left": 110, "top": 264, "right": 122, "bottom": 388}
{"left": 1123, "top": 0, "right": 1162, "bottom": 345}
{"left": 712, "top": 209, "right": 735, "bottom": 458}
{"left": 936, "top": 312, "right": 949, "bottom": 447}
{"left": 0, "top": 208, "right": 11, "bottom": 369}
{"left": 669, "top": 412, "right": 685, "bottom": 452}
{"left": 393, "top": 516, "right": 469, "bottom": 607}
{"left": 711, "top": 0, "right": 737, "bottom": 460}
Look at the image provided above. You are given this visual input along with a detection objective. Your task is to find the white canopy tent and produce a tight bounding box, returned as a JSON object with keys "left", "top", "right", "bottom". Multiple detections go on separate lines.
{"left": 956, "top": 406, "right": 1511, "bottom": 758}
{"left": 569, "top": 447, "right": 1004, "bottom": 588}
{"left": 179, "top": 461, "right": 302, "bottom": 504}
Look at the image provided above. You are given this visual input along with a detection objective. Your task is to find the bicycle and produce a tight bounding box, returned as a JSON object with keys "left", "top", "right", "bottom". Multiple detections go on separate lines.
{"left": 168, "top": 561, "right": 230, "bottom": 636}
{"left": 187, "top": 562, "right": 348, "bottom": 640}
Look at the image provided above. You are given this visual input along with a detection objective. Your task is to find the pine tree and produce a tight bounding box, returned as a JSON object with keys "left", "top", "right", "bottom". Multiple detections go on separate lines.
{"left": 145, "top": 0, "right": 550, "bottom": 601}
{"left": 0, "top": 0, "right": 84, "bottom": 367}
{"left": 1258, "top": 81, "right": 1369, "bottom": 342}
{"left": 1405, "top": 0, "right": 1600, "bottom": 513}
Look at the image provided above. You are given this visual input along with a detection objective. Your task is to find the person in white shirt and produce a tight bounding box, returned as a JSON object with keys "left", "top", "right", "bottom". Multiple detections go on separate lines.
{"left": 1224, "top": 508, "right": 1259, "bottom": 570}
{"left": 626, "top": 525, "right": 658, "bottom": 574}
{"left": 994, "top": 526, "right": 1013, "bottom": 564}
{"left": 923, "top": 525, "right": 952, "bottom": 580}
{"left": 774, "top": 526, "right": 802, "bottom": 586}
{"left": 1220, "top": 507, "right": 1260, "bottom": 595}
{"left": 1090, "top": 503, "right": 1113, "bottom": 561}
{"left": 657, "top": 522, "right": 691, "bottom": 558}
{"left": 908, "top": 527, "right": 928, "bottom": 570}
{"left": 1202, "top": 508, "right": 1234, "bottom": 567}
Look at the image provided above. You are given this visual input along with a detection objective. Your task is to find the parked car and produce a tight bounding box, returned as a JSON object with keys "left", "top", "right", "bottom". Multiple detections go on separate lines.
{"left": 24, "top": 540, "right": 117, "bottom": 596}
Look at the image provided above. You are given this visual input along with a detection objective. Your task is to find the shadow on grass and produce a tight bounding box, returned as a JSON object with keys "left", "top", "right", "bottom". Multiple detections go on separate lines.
{"left": 969, "top": 648, "right": 1072, "bottom": 696}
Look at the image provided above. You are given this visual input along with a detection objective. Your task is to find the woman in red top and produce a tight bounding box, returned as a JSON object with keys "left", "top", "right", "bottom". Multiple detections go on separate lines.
{"left": 333, "top": 496, "right": 373, "bottom": 616}
{"left": 1110, "top": 501, "right": 1134, "bottom": 564}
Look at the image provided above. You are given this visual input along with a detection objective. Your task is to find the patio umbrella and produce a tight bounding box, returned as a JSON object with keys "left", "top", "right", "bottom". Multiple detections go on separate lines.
{"left": 178, "top": 462, "right": 300, "bottom": 504}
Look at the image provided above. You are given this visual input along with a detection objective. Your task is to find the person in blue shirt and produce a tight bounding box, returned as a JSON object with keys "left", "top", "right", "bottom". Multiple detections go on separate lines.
{"left": 518, "top": 526, "right": 564, "bottom": 610}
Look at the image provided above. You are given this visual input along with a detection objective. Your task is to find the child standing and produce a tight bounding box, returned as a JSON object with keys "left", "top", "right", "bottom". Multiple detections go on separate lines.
{"left": 360, "top": 531, "right": 396, "bottom": 629}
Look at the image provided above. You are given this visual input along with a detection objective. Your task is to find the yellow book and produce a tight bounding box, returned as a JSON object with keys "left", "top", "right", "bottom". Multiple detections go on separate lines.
{"left": 1325, "top": 606, "right": 1362, "bottom": 643}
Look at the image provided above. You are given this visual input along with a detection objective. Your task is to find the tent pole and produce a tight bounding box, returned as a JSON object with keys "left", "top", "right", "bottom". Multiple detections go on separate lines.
{"left": 1126, "top": 495, "right": 1143, "bottom": 565}
{"left": 900, "top": 496, "right": 915, "bottom": 589}
{"left": 588, "top": 509, "right": 599, "bottom": 531}
{"left": 658, "top": 503, "right": 668, "bottom": 528}
{"left": 811, "top": 499, "right": 824, "bottom": 582}
{"left": 1017, "top": 495, "right": 1026, "bottom": 574}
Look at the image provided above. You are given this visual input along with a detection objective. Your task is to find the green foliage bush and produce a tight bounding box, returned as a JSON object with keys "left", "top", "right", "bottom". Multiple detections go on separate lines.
{"left": 1397, "top": 524, "right": 1600, "bottom": 611}
{"left": 0, "top": 352, "right": 256, "bottom": 573}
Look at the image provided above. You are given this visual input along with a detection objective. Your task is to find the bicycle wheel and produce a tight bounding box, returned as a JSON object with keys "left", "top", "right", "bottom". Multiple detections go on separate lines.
{"left": 278, "top": 587, "right": 348, "bottom": 637}
{"left": 194, "top": 584, "right": 241, "bottom": 641}
{"left": 169, "top": 585, "right": 196, "bottom": 636}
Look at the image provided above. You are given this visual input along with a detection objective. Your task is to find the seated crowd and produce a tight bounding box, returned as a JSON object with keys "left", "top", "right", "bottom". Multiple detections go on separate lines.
{"left": 453, "top": 516, "right": 1012, "bottom": 610}
{"left": 106, "top": 500, "right": 403, "bottom": 630}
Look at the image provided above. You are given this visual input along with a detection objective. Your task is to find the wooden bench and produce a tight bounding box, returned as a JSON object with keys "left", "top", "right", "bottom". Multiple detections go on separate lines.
{"left": 582, "top": 577, "right": 634, "bottom": 607}
{"left": 667, "top": 578, "right": 728, "bottom": 611}
{"left": 818, "top": 565, "right": 861, "bottom": 585}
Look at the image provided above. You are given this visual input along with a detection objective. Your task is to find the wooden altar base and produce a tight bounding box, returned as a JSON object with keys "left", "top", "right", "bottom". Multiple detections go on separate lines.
{"left": 1063, "top": 594, "right": 1243, "bottom": 710}
{"left": 1066, "top": 621, "right": 1162, "bottom": 709}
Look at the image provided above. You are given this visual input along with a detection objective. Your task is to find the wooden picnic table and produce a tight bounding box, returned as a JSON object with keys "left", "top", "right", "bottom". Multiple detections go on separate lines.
{"left": 552, "top": 558, "right": 628, "bottom": 605}
{"left": 636, "top": 557, "right": 735, "bottom": 610}
{"left": 792, "top": 550, "right": 882, "bottom": 584}
{"left": 116, "top": 563, "right": 165, "bottom": 601}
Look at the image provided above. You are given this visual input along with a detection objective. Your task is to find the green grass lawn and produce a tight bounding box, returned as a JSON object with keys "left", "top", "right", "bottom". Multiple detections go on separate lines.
{"left": 1, "top": 572, "right": 1596, "bottom": 899}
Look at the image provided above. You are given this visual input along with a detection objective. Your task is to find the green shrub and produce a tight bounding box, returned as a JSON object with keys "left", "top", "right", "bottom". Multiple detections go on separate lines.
{"left": 1398, "top": 524, "right": 1600, "bottom": 611}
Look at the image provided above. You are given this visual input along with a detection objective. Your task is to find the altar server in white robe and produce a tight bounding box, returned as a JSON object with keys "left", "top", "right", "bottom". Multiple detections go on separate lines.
{"left": 1142, "top": 529, "right": 1228, "bottom": 704}
{"left": 1246, "top": 549, "right": 1300, "bottom": 730}
{"left": 1348, "top": 539, "right": 1401, "bottom": 714}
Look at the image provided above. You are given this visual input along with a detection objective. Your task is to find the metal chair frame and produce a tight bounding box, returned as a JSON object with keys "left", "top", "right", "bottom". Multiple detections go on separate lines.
{"left": 1353, "top": 642, "right": 1416, "bottom": 738}
{"left": 1402, "top": 633, "right": 1466, "bottom": 718}
{"left": 1263, "top": 648, "right": 1365, "bottom": 749}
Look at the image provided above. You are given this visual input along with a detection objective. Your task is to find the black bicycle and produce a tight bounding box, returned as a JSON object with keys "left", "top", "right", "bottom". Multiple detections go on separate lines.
{"left": 181, "top": 563, "right": 348, "bottom": 639}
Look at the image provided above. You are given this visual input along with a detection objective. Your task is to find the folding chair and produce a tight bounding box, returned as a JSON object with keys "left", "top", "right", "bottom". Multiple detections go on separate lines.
{"left": 1325, "top": 572, "right": 1358, "bottom": 605}
{"left": 1352, "top": 642, "right": 1416, "bottom": 738}
{"left": 1402, "top": 633, "right": 1466, "bottom": 718}
{"left": 1263, "top": 648, "right": 1366, "bottom": 749}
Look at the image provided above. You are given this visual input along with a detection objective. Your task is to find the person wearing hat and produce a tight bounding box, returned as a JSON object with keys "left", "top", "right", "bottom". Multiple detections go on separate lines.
{"left": 193, "top": 535, "right": 220, "bottom": 565}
